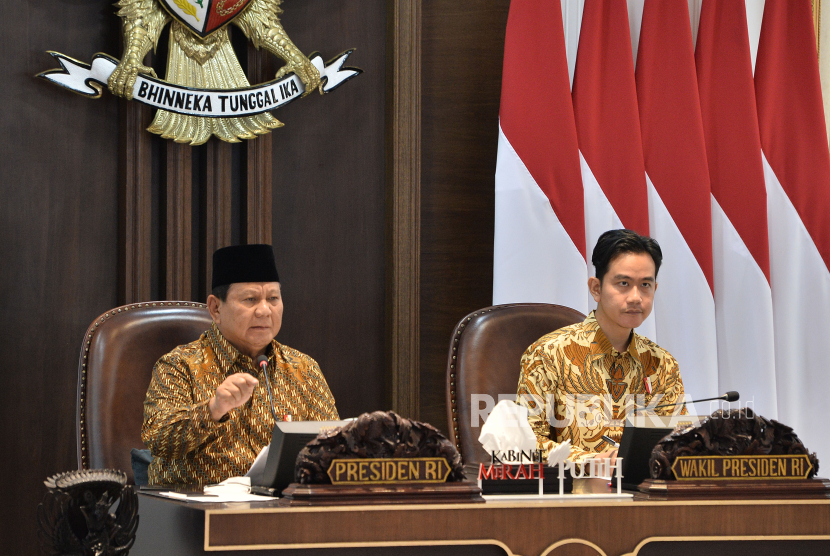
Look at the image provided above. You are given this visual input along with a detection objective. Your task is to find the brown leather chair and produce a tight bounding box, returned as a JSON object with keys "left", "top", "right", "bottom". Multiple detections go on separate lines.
{"left": 445, "top": 303, "right": 585, "bottom": 464}
{"left": 76, "top": 301, "right": 213, "bottom": 482}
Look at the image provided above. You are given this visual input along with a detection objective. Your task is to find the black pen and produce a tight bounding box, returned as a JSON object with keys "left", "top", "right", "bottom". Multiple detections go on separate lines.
{"left": 601, "top": 434, "right": 619, "bottom": 448}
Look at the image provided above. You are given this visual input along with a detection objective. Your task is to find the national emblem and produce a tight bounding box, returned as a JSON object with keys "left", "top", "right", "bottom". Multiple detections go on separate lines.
{"left": 108, "top": 0, "right": 322, "bottom": 144}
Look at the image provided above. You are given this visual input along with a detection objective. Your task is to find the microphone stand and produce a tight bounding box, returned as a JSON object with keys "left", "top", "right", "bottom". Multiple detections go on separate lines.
{"left": 632, "top": 392, "right": 740, "bottom": 413}
{"left": 256, "top": 355, "right": 279, "bottom": 424}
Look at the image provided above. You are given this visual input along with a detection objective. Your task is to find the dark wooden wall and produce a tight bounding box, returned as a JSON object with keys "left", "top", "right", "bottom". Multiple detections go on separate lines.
{"left": 419, "top": 1, "right": 510, "bottom": 431}
{"left": 0, "top": 1, "right": 122, "bottom": 553}
{"left": 268, "top": 1, "right": 388, "bottom": 420}
{"left": 0, "top": 1, "right": 509, "bottom": 553}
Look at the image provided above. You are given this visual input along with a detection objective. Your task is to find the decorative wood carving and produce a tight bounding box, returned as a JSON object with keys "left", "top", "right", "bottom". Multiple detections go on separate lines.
{"left": 650, "top": 408, "right": 820, "bottom": 480}
{"left": 295, "top": 411, "right": 465, "bottom": 485}
{"left": 386, "top": 0, "right": 422, "bottom": 420}
{"left": 640, "top": 408, "right": 829, "bottom": 499}
{"left": 38, "top": 470, "right": 139, "bottom": 556}
{"left": 285, "top": 410, "right": 478, "bottom": 506}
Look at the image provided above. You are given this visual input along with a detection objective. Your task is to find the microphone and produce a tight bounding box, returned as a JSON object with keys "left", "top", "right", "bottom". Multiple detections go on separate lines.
{"left": 256, "top": 355, "right": 279, "bottom": 424}
{"left": 633, "top": 391, "right": 740, "bottom": 413}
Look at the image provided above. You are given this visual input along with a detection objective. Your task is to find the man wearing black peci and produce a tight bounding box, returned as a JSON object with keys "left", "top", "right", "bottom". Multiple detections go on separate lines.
{"left": 142, "top": 244, "right": 338, "bottom": 486}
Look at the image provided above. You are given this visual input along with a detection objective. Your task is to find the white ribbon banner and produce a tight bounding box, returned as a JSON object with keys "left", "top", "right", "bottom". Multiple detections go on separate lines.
{"left": 39, "top": 50, "right": 360, "bottom": 118}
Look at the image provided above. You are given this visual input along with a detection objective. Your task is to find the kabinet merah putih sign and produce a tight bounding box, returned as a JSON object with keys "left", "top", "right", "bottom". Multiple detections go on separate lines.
{"left": 39, "top": 0, "right": 361, "bottom": 145}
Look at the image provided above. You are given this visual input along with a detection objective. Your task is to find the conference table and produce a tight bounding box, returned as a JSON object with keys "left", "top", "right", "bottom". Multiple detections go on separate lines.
{"left": 131, "top": 489, "right": 830, "bottom": 556}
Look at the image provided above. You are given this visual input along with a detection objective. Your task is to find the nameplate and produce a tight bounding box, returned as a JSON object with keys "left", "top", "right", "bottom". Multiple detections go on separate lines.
{"left": 671, "top": 455, "right": 813, "bottom": 480}
{"left": 327, "top": 458, "right": 452, "bottom": 485}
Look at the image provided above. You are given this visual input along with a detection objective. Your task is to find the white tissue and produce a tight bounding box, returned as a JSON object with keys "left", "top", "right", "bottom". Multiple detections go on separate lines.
{"left": 203, "top": 476, "right": 251, "bottom": 495}
{"left": 546, "top": 439, "right": 572, "bottom": 466}
{"left": 478, "top": 400, "right": 538, "bottom": 457}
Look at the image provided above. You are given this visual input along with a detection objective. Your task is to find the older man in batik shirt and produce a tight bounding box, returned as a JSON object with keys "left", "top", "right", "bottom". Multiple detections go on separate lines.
{"left": 517, "top": 230, "right": 686, "bottom": 463}
{"left": 142, "top": 244, "right": 338, "bottom": 486}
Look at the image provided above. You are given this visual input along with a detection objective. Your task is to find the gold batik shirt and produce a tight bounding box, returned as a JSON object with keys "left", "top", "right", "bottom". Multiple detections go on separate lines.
{"left": 516, "top": 312, "right": 686, "bottom": 462}
{"left": 142, "top": 323, "right": 339, "bottom": 486}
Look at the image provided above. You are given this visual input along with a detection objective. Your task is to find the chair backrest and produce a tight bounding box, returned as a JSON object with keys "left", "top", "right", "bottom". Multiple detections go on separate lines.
{"left": 445, "top": 303, "right": 586, "bottom": 464}
{"left": 77, "top": 302, "right": 213, "bottom": 482}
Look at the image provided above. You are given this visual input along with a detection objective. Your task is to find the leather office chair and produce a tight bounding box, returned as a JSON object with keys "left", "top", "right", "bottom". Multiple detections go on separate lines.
{"left": 77, "top": 301, "right": 213, "bottom": 482}
{"left": 445, "top": 303, "right": 585, "bottom": 464}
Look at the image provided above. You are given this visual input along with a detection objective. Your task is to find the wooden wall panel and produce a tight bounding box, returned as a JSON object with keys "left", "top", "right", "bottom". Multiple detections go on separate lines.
{"left": 267, "top": 1, "right": 388, "bottom": 420}
{"left": 0, "top": 2, "right": 121, "bottom": 553}
{"left": 244, "top": 47, "right": 275, "bottom": 245}
{"left": 387, "top": 0, "right": 422, "bottom": 420}
{"left": 203, "top": 139, "right": 234, "bottom": 297}
{"left": 244, "top": 133, "right": 274, "bottom": 244}
{"left": 419, "top": 1, "right": 510, "bottom": 435}
{"left": 163, "top": 142, "right": 193, "bottom": 299}
{"left": 120, "top": 102, "right": 155, "bottom": 303}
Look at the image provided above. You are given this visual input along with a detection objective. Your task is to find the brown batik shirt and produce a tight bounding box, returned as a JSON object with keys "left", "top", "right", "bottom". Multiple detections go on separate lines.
{"left": 142, "top": 323, "right": 339, "bottom": 486}
{"left": 516, "top": 311, "right": 686, "bottom": 462}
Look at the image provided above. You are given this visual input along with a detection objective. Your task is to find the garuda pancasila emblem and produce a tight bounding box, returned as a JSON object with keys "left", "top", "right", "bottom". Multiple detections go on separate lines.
{"left": 39, "top": 0, "right": 361, "bottom": 144}
{"left": 37, "top": 469, "right": 139, "bottom": 556}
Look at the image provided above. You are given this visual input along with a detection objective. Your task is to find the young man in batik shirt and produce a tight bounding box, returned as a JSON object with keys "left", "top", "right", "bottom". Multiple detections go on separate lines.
{"left": 517, "top": 229, "right": 686, "bottom": 464}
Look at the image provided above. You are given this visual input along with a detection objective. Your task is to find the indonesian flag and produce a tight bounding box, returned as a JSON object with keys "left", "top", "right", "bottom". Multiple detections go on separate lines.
{"left": 572, "top": 0, "right": 656, "bottom": 341}
{"left": 492, "top": 0, "right": 589, "bottom": 312}
{"left": 755, "top": 0, "right": 830, "bottom": 465}
{"left": 635, "top": 0, "right": 718, "bottom": 402}
{"left": 696, "top": 0, "right": 778, "bottom": 416}
{"left": 493, "top": 0, "right": 829, "bottom": 466}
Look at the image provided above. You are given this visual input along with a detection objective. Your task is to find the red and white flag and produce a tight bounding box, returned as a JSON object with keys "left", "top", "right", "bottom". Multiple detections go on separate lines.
{"left": 635, "top": 0, "right": 718, "bottom": 402}
{"left": 572, "top": 0, "right": 655, "bottom": 340}
{"left": 696, "top": 0, "right": 778, "bottom": 415}
{"left": 492, "top": 0, "right": 588, "bottom": 312}
{"left": 493, "top": 0, "right": 830, "bottom": 463}
{"left": 755, "top": 0, "right": 830, "bottom": 462}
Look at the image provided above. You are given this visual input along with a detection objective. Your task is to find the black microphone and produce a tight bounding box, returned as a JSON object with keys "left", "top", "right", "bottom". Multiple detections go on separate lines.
{"left": 648, "top": 391, "right": 740, "bottom": 412}
{"left": 256, "top": 355, "right": 279, "bottom": 424}
{"left": 632, "top": 391, "right": 740, "bottom": 413}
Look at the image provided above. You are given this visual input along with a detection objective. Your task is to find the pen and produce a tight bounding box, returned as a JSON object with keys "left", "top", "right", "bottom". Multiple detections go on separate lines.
{"left": 601, "top": 434, "right": 619, "bottom": 448}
